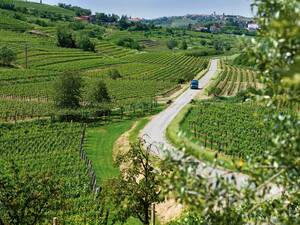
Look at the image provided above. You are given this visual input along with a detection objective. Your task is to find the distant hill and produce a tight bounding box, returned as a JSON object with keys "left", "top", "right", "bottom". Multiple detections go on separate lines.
{"left": 145, "top": 14, "right": 255, "bottom": 35}
{"left": 0, "top": 0, "right": 75, "bottom": 18}
{"left": 13, "top": 0, "right": 75, "bottom": 16}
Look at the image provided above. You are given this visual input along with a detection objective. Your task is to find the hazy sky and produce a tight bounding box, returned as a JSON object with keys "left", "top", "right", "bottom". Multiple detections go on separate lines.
{"left": 33, "top": 0, "right": 253, "bottom": 19}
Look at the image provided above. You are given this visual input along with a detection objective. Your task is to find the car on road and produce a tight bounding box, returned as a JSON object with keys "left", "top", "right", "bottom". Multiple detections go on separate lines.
{"left": 190, "top": 80, "right": 199, "bottom": 89}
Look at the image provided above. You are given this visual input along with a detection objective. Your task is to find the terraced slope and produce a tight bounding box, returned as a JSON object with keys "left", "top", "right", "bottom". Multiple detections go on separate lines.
{"left": 207, "top": 60, "right": 259, "bottom": 96}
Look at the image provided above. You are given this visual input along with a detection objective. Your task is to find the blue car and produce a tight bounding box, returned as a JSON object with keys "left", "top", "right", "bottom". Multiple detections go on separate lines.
{"left": 190, "top": 80, "right": 199, "bottom": 89}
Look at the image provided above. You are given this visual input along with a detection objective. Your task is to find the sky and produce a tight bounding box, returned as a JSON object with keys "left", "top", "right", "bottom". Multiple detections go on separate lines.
{"left": 34, "top": 0, "right": 253, "bottom": 19}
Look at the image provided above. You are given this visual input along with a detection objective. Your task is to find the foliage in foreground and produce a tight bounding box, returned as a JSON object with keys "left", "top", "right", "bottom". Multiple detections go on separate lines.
{"left": 0, "top": 162, "right": 61, "bottom": 225}
{"left": 101, "top": 142, "right": 162, "bottom": 225}
{"left": 162, "top": 0, "right": 300, "bottom": 224}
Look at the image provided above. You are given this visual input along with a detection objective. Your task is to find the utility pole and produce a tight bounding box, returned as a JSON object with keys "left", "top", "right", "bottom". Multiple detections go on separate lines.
{"left": 25, "top": 44, "right": 28, "bottom": 69}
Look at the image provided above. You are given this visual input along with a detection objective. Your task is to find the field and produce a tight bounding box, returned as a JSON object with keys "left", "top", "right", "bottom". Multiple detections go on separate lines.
{"left": 0, "top": 1, "right": 265, "bottom": 224}
{"left": 179, "top": 100, "right": 276, "bottom": 159}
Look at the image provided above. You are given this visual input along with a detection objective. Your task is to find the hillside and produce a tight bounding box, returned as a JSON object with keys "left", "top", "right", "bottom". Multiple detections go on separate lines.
{"left": 0, "top": 1, "right": 298, "bottom": 225}
{"left": 146, "top": 14, "right": 255, "bottom": 35}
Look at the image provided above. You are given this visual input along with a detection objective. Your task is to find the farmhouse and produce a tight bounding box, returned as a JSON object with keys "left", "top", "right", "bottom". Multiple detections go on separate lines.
{"left": 247, "top": 23, "right": 259, "bottom": 32}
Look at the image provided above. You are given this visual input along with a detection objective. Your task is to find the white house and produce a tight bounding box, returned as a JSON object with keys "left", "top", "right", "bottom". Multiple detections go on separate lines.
{"left": 247, "top": 23, "right": 259, "bottom": 32}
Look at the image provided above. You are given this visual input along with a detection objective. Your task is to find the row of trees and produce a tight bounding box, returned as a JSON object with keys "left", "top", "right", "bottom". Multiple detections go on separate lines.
{"left": 57, "top": 3, "right": 92, "bottom": 16}
{"left": 167, "top": 39, "right": 188, "bottom": 50}
{"left": 116, "top": 37, "right": 144, "bottom": 51}
{"left": 54, "top": 72, "right": 111, "bottom": 109}
{"left": 57, "top": 26, "right": 95, "bottom": 51}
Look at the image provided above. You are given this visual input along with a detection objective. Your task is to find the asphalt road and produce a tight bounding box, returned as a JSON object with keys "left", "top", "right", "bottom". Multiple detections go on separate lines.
{"left": 141, "top": 59, "right": 218, "bottom": 151}
{"left": 140, "top": 59, "right": 282, "bottom": 198}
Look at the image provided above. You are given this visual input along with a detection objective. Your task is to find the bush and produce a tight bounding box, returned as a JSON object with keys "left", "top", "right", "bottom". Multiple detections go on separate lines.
{"left": 200, "top": 40, "right": 207, "bottom": 46}
{"left": 69, "top": 21, "right": 86, "bottom": 31}
{"left": 0, "top": 47, "right": 16, "bottom": 66}
{"left": 208, "top": 86, "right": 222, "bottom": 97}
{"left": 57, "top": 27, "right": 95, "bottom": 51}
{"left": 108, "top": 69, "right": 122, "bottom": 80}
{"left": 180, "top": 41, "right": 188, "bottom": 50}
{"left": 75, "top": 33, "right": 95, "bottom": 52}
{"left": 185, "top": 49, "right": 217, "bottom": 57}
{"left": 167, "top": 39, "right": 177, "bottom": 50}
{"left": 94, "top": 108, "right": 112, "bottom": 117}
{"left": 56, "top": 110, "right": 88, "bottom": 122}
{"left": 34, "top": 19, "right": 48, "bottom": 27}
{"left": 88, "top": 27, "right": 105, "bottom": 39}
{"left": 116, "top": 38, "right": 143, "bottom": 50}
{"left": 57, "top": 27, "right": 76, "bottom": 48}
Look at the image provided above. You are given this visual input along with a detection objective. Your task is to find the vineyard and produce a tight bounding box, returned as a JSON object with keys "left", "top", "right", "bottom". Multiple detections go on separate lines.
{"left": 0, "top": 121, "right": 99, "bottom": 224}
{"left": 0, "top": 1, "right": 253, "bottom": 224}
{"left": 207, "top": 60, "right": 259, "bottom": 96}
{"left": 181, "top": 101, "right": 276, "bottom": 159}
{"left": 0, "top": 30, "right": 208, "bottom": 120}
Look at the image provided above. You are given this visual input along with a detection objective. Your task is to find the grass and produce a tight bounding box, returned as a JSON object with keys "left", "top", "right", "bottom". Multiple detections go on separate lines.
{"left": 84, "top": 120, "right": 134, "bottom": 183}
{"left": 128, "top": 117, "right": 150, "bottom": 143}
{"left": 84, "top": 118, "right": 159, "bottom": 225}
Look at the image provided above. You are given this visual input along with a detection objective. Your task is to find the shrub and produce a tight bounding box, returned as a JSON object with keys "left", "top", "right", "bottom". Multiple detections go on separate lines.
{"left": 116, "top": 38, "right": 143, "bottom": 50}
{"left": 57, "top": 27, "right": 76, "bottom": 48}
{"left": 185, "top": 49, "right": 217, "bottom": 57}
{"left": 34, "top": 19, "right": 48, "bottom": 27}
{"left": 180, "top": 40, "right": 188, "bottom": 50}
{"left": 167, "top": 39, "right": 177, "bottom": 50}
{"left": 208, "top": 86, "right": 222, "bottom": 97}
{"left": 108, "top": 69, "right": 122, "bottom": 80}
{"left": 69, "top": 21, "right": 86, "bottom": 31}
{"left": 75, "top": 33, "right": 95, "bottom": 52}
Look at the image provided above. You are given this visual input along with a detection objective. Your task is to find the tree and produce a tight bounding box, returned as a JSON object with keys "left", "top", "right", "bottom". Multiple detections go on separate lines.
{"left": 159, "top": 0, "right": 300, "bottom": 224}
{"left": 116, "top": 37, "right": 143, "bottom": 50}
{"left": 75, "top": 33, "right": 95, "bottom": 52}
{"left": 213, "top": 40, "right": 224, "bottom": 53}
{"left": 103, "top": 142, "right": 162, "bottom": 225}
{"left": 88, "top": 80, "right": 110, "bottom": 105}
{"left": 108, "top": 69, "right": 122, "bottom": 80}
{"left": 54, "top": 72, "right": 83, "bottom": 109}
{"left": 180, "top": 40, "right": 188, "bottom": 50}
{"left": 118, "top": 16, "right": 131, "bottom": 30}
{"left": 57, "top": 26, "right": 76, "bottom": 48}
{"left": 167, "top": 39, "right": 177, "bottom": 50}
{"left": 200, "top": 39, "right": 207, "bottom": 46}
{"left": 0, "top": 47, "right": 16, "bottom": 66}
{"left": 0, "top": 161, "right": 62, "bottom": 225}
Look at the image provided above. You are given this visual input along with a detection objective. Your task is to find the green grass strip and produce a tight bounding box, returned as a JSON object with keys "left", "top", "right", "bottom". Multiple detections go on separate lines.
{"left": 84, "top": 120, "right": 134, "bottom": 183}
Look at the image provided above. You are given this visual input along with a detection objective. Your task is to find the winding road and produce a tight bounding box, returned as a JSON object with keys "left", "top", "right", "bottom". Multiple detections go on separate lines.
{"left": 140, "top": 59, "right": 282, "bottom": 198}
{"left": 141, "top": 59, "right": 218, "bottom": 151}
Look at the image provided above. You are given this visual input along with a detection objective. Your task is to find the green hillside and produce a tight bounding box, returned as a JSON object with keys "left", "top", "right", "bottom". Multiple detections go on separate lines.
{"left": 1, "top": 1, "right": 286, "bottom": 225}
{"left": 7, "top": 0, "right": 75, "bottom": 16}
